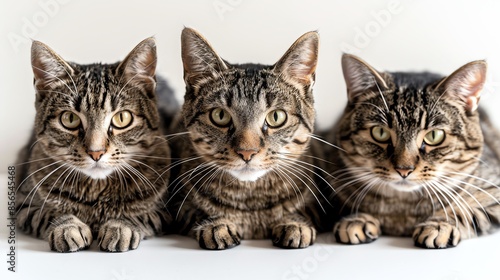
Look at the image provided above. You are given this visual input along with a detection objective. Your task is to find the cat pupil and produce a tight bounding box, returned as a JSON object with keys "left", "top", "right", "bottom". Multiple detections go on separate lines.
{"left": 119, "top": 112, "right": 127, "bottom": 123}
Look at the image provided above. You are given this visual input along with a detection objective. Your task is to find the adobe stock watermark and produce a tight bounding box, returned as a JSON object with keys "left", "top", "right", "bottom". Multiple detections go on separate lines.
{"left": 111, "top": 268, "right": 135, "bottom": 280}
{"left": 213, "top": 0, "right": 244, "bottom": 21}
{"left": 7, "top": 0, "right": 72, "bottom": 53}
{"left": 483, "top": 77, "right": 499, "bottom": 98}
{"left": 7, "top": 166, "right": 17, "bottom": 273}
{"left": 340, "top": 0, "right": 403, "bottom": 54}
{"left": 281, "top": 235, "right": 336, "bottom": 280}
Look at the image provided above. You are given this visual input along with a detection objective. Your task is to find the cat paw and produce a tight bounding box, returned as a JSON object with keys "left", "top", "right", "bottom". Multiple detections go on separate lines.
{"left": 98, "top": 220, "right": 142, "bottom": 252}
{"left": 196, "top": 221, "right": 241, "bottom": 250}
{"left": 413, "top": 220, "right": 460, "bottom": 249}
{"left": 272, "top": 223, "right": 316, "bottom": 249}
{"left": 48, "top": 216, "right": 93, "bottom": 253}
{"left": 333, "top": 213, "right": 381, "bottom": 245}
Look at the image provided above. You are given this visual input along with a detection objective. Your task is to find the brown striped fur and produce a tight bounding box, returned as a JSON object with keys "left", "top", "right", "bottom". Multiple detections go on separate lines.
{"left": 168, "top": 28, "right": 324, "bottom": 249}
{"left": 322, "top": 54, "right": 500, "bottom": 248}
{"left": 15, "top": 38, "right": 177, "bottom": 252}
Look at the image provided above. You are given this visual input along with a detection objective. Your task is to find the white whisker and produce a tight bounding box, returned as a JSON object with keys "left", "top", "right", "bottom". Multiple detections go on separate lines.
{"left": 308, "top": 134, "right": 347, "bottom": 153}
{"left": 371, "top": 76, "right": 389, "bottom": 112}
{"left": 39, "top": 164, "right": 72, "bottom": 218}
{"left": 175, "top": 164, "right": 219, "bottom": 219}
{"left": 280, "top": 156, "right": 336, "bottom": 191}
{"left": 277, "top": 161, "right": 328, "bottom": 213}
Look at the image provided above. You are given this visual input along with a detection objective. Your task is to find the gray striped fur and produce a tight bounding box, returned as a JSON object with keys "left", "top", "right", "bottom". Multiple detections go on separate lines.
{"left": 15, "top": 38, "right": 175, "bottom": 252}
{"left": 321, "top": 54, "right": 500, "bottom": 248}
{"left": 168, "top": 28, "right": 324, "bottom": 250}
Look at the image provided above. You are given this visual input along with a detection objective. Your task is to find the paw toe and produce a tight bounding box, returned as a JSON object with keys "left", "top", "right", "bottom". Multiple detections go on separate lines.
{"left": 334, "top": 215, "right": 381, "bottom": 245}
{"left": 49, "top": 221, "right": 92, "bottom": 253}
{"left": 98, "top": 220, "right": 141, "bottom": 252}
{"left": 413, "top": 221, "right": 460, "bottom": 249}
{"left": 272, "top": 224, "right": 315, "bottom": 249}
{"left": 197, "top": 223, "right": 240, "bottom": 250}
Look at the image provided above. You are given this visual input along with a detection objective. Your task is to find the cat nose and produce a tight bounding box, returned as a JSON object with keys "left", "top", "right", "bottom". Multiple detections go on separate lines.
{"left": 236, "top": 148, "right": 259, "bottom": 163}
{"left": 395, "top": 167, "right": 414, "bottom": 179}
{"left": 87, "top": 149, "right": 106, "bottom": 162}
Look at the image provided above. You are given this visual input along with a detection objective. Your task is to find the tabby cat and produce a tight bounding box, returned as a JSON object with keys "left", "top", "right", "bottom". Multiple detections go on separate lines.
{"left": 168, "top": 28, "right": 323, "bottom": 250}
{"left": 15, "top": 37, "right": 176, "bottom": 252}
{"left": 323, "top": 54, "right": 500, "bottom": 248}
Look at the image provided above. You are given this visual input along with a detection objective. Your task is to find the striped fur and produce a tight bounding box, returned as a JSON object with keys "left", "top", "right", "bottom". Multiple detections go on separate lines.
{"left": 15, "top": 38, "right": 176, "bottom": 252}
{"left": 321, "top": 54, "right": 500, "bottom": 248}
{"left": 168, "top": 28, "right": 324, "bottom": 249}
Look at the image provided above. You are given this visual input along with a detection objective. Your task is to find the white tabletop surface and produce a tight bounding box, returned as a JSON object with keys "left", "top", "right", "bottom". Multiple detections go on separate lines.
{"left": 1, "top": 174, "right": 499, "bottom": 280}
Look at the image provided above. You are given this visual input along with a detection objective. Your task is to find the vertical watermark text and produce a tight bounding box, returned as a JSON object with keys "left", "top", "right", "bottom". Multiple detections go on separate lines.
{"left": 7, "top": 0, "right": 72, "bottom": 53}
{"left": 7, "top": 166, "right": 17, "bottom": 272}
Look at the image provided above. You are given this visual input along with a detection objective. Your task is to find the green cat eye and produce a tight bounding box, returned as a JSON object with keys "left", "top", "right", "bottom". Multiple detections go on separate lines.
{"left": 60, "top": 111, "right": 81, "bottom": 130}
{"left": 371, "top": 126, "right": 391, "bottom": 143}
{"left": 266, "top": 109, "right": 287, "bottom": 128}
{"left": 210, "top": 108, "right": 232, "bottom": 127}
{"left": 423, "top": 129, "right": 445, "bottom": 146}
{"left": 111, "top": 110, "right": 133, "bottom": 129}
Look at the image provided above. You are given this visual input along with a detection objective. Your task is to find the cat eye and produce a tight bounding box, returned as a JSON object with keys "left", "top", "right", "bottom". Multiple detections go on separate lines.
{"left": 371, "top": 126, "right": 391, "bottom": 143}
{"left": 210, "top": 108, "right": 232, "bottom": 127}
{"left": 60, "top": 111, "right": 81, "bottom": 130}
{"left": 111, "top": 110, "right": 133, "bottom": 129}
{"left": 423, "top": 129, "right": 445, "bottom": 146}
{"left": 265, "top": 110, "right": 287, "bottom": 128}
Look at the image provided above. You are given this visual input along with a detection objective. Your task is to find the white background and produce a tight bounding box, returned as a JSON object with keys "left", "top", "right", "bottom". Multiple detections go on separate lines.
{"left": 1, "top": 1, "right": 500, "bottom": 279}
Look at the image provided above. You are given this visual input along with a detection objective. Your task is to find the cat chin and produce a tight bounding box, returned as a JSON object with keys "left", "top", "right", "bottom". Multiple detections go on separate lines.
{"left": 386, "top": 181, "right": 422, "bottom": 193}
{"left": 81, "top": 167, "right": 114, "bottom": 180}
{"left": 228, "top": 169, "right": 268, "bottom": 182}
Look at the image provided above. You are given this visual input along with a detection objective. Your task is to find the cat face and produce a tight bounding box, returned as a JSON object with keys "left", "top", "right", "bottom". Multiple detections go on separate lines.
{"left": 338, "top": 54, "right": 486, "bottom": 193}
{"left": 31, "top": 38, "right": 160, "bottom": 179}
{"left": 180, "top": 28, "right": 318, "bottom": 182}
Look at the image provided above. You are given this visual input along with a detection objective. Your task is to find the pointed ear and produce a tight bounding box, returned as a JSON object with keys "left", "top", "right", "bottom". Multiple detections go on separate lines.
{"left": 341, "top": 54, "right": 387, "bottom": 103}
{"left": 181, "top": 27, "right": 228, "bottom": 87}
{"left": 31, "top": 40, "right": 74, "bottom": 93}
{"left": 116, "top": 37, "right": 157, "bottom": 95}
{"left": 273, "top": 31, "right": 319, "bottom": 88}
{"left": 436, "top": 60, "right": 487, "bottom": 113}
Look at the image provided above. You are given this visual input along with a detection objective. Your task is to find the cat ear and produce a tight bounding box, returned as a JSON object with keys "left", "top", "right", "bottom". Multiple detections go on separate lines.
{"left": 341, "top": 54, "right": 387, "bottom": 103}
{"left": 273, "top": 31, "right": 319, "bottom": 88}
{"left": 116, "top": 37, "right": 157, "bottom": 95}
{"left": 437, "top": 60, "right": 487, "bottom": 113}
{"left": 181, "top": 27, "right": 228, "bottom": 87}
{"left": 31, "top": 40, "right": 74, "bottom": 93}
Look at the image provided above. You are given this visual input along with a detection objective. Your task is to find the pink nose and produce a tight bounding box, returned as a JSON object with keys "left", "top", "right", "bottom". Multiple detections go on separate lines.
{"left": 236, "top": 149, "right": 259, "bottom": 162}
{"left": 87, "top": 150, "right": 106, "bottom": 162}
{"left": 395, "top": 167, "right": 414, "bottom": 179}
